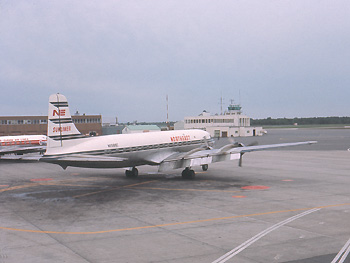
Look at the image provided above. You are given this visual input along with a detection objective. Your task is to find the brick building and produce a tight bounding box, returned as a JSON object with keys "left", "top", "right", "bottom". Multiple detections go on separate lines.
{"left": 0, "top": 115, "right": 102, "bottom": 136}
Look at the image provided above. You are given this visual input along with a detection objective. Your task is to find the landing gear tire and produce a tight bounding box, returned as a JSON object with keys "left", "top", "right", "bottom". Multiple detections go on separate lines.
{"left": 126, "top": 167, "right": 138, "bottom": 178}
{"left": 182, "top": 168, "right": 195, "bottom": 180}
{"left": 201, "top": 164, "right": 208, "bottom": 171}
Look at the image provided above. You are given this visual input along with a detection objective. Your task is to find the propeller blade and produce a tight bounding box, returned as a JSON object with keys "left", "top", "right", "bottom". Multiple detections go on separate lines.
{"left": 228, "top": 137, "right": 236, "bottom": 145}
{"left": 239, "top": 153, "right": 244, "bottom": 167}
{"left": 203, "top": 136, "right": 213, "bottom": 150}
{"left": 248, "top": 141, "right": 259, "bottom": 146}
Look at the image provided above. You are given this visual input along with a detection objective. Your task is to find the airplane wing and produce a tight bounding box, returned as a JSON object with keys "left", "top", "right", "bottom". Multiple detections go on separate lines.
{"left": 0, "top": 145, "right": 46, "bottom": 156}
{"left": 158, "top": 141, "right": 317, "bottom": 172}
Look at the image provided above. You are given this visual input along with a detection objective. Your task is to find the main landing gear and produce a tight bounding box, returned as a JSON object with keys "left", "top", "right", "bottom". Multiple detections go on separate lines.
{"left": 182, "top": 167, "right": 195, "bottom": 180}
{"left": 125, "top": 167, "right": 138, "bottom": 178}
{"left": 126, "top": 165, "right": 209, "bottom": 180}
{"left": 182, "top": 164, "right": 209, "bottom": 180}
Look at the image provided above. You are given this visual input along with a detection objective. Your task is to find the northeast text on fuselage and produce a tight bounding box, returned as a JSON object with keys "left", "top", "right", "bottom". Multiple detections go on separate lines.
{"left": 170, "top": 135, "right": 190, "bottom": 142}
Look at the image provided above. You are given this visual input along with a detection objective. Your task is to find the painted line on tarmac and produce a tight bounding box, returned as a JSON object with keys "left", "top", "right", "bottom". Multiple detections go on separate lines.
{"left": 30, "top": 178, "right": 53, "bottom": 182}
{"left": 0, "top": 176, "right": 240, "bottom": 196}
{"left": 43, "top": 183, "right": 105, "bottom": 188}
{"left": 72, "top": 180, "right": 157, "bottom": 198}
{"left": 212, "top": 208, "right": 321, "bottom": 263}
{"left": 0, "top": 182, "right": 107, "bottom": 194}
{"left": 331, "top": 237, "right": 350, "bottom": 263}
{"left": 129, "top": 187, "right": 241, "bottom": 193}
{"left": 241, "top": 185, "right": 270, "bottom": 190}
{"left": 0, "top": 183, "right": 38, "bottom": 193}
{"left": 0, "top": 177, "right": 116, "bottom": 194}
{"left": 0, "top": 203, "right": 349, "bottom": 235}
{"left": 0, "top": 179, "right": 157, "bottom": 197}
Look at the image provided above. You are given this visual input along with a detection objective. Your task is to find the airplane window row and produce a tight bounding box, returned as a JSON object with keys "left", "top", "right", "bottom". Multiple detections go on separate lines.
{"left": 1, "top": 141, "right": 33, "bottom": 146}
{"left": 105, "top": 139, "right": 204, "bottom": 154}
{"left": 73, "top": 118, "right": 101, "bottom": 124}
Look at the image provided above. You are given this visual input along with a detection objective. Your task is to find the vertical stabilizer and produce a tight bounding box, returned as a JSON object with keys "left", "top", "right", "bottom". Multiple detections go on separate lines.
{"left": 47, "top": 93, "right": 84, "bottom": 148}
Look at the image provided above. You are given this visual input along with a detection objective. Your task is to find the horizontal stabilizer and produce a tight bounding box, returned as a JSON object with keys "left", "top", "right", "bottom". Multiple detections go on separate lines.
{"left": 0, "top": 155, "right": 42, "bottom": 161}
{"left": 40, "top": 154, "right": 128, "bottom": 169}
{"left": 41, "top": 154, "right": 127, "bottom": 162}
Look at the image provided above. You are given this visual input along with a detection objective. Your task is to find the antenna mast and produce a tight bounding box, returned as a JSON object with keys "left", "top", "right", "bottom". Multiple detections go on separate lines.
{"left": 239, "top": 89, "right": 241, "bottom": 105}
{"left": 219, "top": 93, "right": 224, "bottom": 115}
{"left": 166, "top": 95, "right": 169, "bottom": 130}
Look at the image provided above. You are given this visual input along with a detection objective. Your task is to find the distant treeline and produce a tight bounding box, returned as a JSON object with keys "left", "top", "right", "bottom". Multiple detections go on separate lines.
{"left": 251, "top": 117, "right": 350, "bottom": 126}
{"left": 121, "top": 121, "right": 176, "bottom": 127}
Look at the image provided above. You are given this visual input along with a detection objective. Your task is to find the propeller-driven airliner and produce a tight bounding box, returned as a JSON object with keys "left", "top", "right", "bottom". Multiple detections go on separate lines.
{"left": 40, "top": 94, "right": 317, "bottom": 179}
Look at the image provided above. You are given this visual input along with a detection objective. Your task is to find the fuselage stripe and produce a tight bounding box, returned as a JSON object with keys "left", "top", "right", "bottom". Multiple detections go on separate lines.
{"left": 44, "top": 139, "right": 206, "bottom": 157}
{"left": 50, "top": 102, "right": 69, "bottom": 107}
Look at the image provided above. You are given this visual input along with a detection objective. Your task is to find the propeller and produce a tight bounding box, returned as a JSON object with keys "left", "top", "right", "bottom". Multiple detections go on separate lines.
{"left": 228, "top": 137, "right": 239, "bottom": 146}
{"left": 232, "top": 140, "right": 258, "bottom": 167}
{"left": 228, "top": 137, "right": 258, "bottom": 147}
{"left": 216, "top": 137, "right": 259, "bottom": 167}
{"left": 219, "top": 138, "right": 259, "bottom": 153}
{"left": 203, "top": 136, "right": 214, "bottom": 150}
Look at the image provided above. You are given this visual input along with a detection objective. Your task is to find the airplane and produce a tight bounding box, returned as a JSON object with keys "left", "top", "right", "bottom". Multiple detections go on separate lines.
{"left": 40, "top": 94, "right": 317, "bottom": 179}
{"left": 0, "top": 134, "right": 47, "bottom": 156}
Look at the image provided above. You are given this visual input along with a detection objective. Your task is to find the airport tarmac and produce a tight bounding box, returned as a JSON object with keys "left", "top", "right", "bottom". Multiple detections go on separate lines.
{"left": 0, "top": 128, "right": 349, "bottom": 263}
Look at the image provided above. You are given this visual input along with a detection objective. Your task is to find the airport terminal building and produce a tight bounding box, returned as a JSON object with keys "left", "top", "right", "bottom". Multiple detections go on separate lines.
{"left": 180, "top": 103, "right": 265, "bottom": 138}
{"left": 0, "top": 115, "right": 102, "bottom": 136}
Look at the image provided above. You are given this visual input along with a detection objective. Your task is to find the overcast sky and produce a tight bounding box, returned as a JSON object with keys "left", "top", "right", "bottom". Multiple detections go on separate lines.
{"left": 1, "top": 0, "right": 349, "bottom": 123}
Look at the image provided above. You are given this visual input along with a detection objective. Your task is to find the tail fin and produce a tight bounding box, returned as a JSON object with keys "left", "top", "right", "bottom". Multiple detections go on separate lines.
{"left": 47, "top": 93, "right": 84, "bottom": 148}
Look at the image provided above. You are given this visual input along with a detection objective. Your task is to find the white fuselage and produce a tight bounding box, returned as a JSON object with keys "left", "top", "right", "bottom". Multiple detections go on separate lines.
{"left": 43, "top": 129, "right": 211, "bottom": 168}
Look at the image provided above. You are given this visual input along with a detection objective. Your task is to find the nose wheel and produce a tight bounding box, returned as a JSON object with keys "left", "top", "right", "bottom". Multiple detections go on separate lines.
{"left": 182, "top": 167, "right": 195, "bottom": 180}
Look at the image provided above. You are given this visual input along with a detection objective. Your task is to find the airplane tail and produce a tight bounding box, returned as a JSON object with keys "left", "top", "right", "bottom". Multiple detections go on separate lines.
{"left": 47, "top": 93, "right": 84, "bottom": 148}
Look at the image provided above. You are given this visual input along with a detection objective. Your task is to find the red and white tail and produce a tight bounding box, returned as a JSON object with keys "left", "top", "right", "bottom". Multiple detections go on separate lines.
{"left": 47, "top": 93, "right": 83, "bottom": 148}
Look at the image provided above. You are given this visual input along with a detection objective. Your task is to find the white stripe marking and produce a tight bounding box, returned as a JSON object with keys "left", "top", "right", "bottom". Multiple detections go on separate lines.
{"left": 212, "top": 208, "right": 320, "bottom": 263}
{"left": 331, "top": 237, "right": 350, "bottom": 263}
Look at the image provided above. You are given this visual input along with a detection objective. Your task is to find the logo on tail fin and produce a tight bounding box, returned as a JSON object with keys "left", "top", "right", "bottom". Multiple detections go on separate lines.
{"left": 53, "top": 109, "right": 66, "bottom": 116}
{"left": 47, "top": 94, "right": 84, "bottom": 144}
